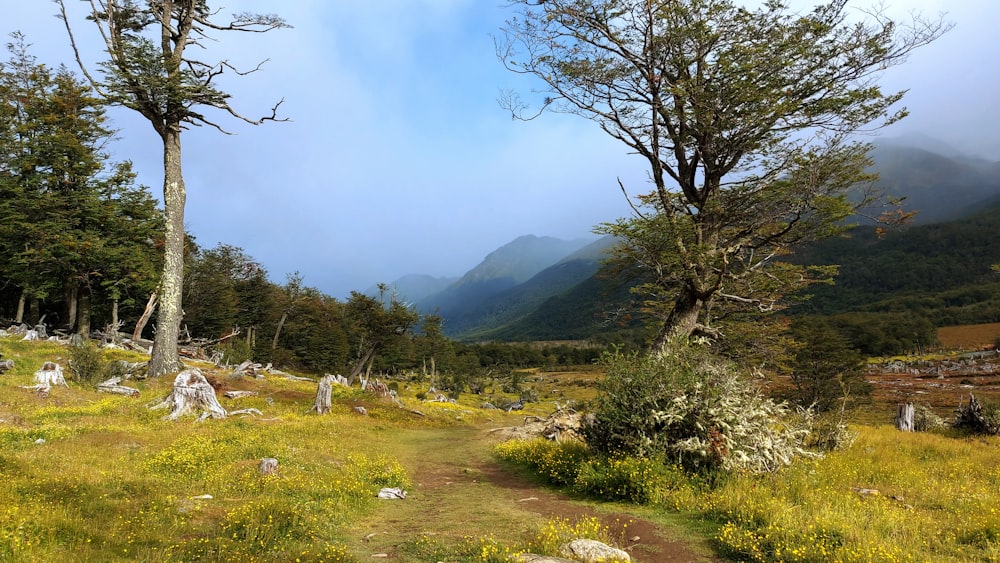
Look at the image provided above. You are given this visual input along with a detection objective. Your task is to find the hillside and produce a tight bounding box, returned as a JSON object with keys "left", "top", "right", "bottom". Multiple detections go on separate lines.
{"left": 415, "top": 235, "right": 594, "bottom": 333}
{"left": 389, "top": 140, "right": 1000, "bottom": 343}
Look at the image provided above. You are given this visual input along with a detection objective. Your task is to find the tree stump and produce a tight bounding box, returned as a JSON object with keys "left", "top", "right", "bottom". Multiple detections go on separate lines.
{"left": 0, "top": 359, "right": 14, "bottom": 374}
{"left": 259, "top": 458, "right": 278, "bottom": 475}
{"left": 35, "top": 362, "right": 68, "bottom": 387}
{"left": 149, "top": 368, "right": 229, "bottom": 421}
{"left": 311, "top": 374, "right": 334, "bottom": 414}
{"left": 895, "top": 402, "right": 915, "bottom": 432}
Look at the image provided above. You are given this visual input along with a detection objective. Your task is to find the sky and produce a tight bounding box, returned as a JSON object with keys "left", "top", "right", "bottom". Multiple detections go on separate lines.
{"left": 4, "top": 0, "right": 999, "bottom": 299}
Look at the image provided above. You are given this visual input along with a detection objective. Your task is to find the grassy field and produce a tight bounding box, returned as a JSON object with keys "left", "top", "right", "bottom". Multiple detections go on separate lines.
{"left": 3, "top": 333, "right": 1000, "bottom": 561}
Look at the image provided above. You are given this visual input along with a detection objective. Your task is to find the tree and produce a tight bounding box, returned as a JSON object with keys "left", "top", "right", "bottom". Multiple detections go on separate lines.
{"left": 57, "top": 0, "right": 289, "bottom": 376}
{"left": 343, "top": 291, "right": 420, "bottom": 384}
{"left": 499, "top": 0, "right": 946, "bottom": 353}
{"left": 0, "top": 33, "right": 161, "bottom": 333}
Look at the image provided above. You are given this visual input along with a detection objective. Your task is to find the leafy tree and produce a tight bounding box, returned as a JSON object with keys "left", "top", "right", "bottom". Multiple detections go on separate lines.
{"left": 57, "top": 0, "right": 289, "bottom": 376}
{"left": 788, "top": 321, "right": 870, "bottom": 412}
{"left": 0, "top": 33, "right": 161, "bottom": 332}
{"left": 343, "top": 291, "right": 419, "bottom": 384}
{"left": 499, "top": 0, "right": 946, "bottom": 353}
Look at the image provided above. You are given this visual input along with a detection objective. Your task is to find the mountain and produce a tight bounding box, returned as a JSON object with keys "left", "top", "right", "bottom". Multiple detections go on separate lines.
{"left": 415, "top": 235, "right": 595, "bottom": 332}
{"left": 449, "top": 236, "right": 620, "bottom": 339}
{"left": 396, "top": 139, "right": 1000, "bottom": 342}
{"left": 364, "top": 274, "right": 458, "bottom": 304}
{"left": 869, "top": 139, "right": 1000, "bottom": 224}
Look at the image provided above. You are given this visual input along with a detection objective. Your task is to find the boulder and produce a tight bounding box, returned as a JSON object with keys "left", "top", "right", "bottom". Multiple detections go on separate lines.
{"left": 559, "top": 539, "right": 630, "bottom": 563}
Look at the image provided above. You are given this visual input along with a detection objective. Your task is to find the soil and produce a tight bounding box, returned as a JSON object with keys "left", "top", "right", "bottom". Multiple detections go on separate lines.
{"left": 347, "top": 424, "right": 721, "bottom": 562}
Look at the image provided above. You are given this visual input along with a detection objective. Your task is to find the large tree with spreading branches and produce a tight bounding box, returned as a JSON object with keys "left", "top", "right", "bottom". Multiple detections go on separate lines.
{"left": 56, "top": 0, "right": 289, "bottom": 376}
{"left": 498, "top": 0, "right": 946, "bottom": 354}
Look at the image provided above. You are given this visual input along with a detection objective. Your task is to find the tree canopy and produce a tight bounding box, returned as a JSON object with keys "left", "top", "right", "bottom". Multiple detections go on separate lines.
{"left": 499, "top": 0, "right": 946, "bottom": 353}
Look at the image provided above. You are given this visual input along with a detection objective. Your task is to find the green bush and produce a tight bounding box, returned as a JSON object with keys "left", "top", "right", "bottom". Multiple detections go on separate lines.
{"left": 68, "top": 341, "right": 105, "bottom": 384}
{"left": 582, "top": 344, "right": 815, "bottom": 473}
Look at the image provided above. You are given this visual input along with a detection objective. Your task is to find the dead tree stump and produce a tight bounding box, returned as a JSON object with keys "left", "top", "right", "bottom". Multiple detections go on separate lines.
{"left": 311, "top": 374, "right": 334, "bottom": 414}
{"left": 149, "top": 368, "right": 229, "bottom": 421}
{"left": 259, "top": 458, "right": 279, "bottom": 475}
{"left": 895, "top": 402, "right": 915, "bottom": 432}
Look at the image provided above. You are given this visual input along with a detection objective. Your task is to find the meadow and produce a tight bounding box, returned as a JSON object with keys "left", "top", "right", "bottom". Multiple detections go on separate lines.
{"left": 2, "top": 333, "right": 1000, "bottom": 562}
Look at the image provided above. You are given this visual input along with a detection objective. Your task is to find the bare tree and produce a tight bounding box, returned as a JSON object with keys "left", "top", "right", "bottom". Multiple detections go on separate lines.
{"left": 56, "top": 0, "right": 290, "bottom": 376}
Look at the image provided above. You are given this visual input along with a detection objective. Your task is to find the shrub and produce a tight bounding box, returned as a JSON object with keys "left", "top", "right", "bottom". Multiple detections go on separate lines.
{"left": 68, "top": 341, "right": 105, "bottom": 384}
{"left": 582, "top": 344, "right": 815, "bottom": 473}
{"left": 788, "top": 322, "right": 871, "bottom": 412}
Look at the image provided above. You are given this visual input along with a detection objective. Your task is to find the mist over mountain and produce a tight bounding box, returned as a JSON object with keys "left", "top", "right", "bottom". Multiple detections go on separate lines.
{"left": 381, "top": 137, "right": 1000, "bottom": 342}
{"left": 414, "top": 235, "right": 594, "bottom": 330}
{"left": 870, "top": 137, "right": 1000, "bottom": 224}
{"left": 364, "top": 274, "right": 458, "bottom": 304}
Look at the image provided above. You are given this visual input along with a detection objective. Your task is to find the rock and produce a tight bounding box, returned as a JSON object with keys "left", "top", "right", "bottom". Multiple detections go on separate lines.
{"left": 559, "top": 539, "right": 631, "bottom": 563}
{"left": 514, "top": 555, "right": 578, "bottom": 563}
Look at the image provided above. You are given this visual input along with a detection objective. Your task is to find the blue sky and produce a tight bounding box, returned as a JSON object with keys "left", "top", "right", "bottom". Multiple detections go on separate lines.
{"left": 6, "top": 1, "right": 999, "bottom": 298}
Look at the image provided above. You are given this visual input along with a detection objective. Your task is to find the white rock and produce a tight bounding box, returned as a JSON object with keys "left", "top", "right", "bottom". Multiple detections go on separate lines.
{"left": 559, "top": 539, "right": 631, "bottom": 563}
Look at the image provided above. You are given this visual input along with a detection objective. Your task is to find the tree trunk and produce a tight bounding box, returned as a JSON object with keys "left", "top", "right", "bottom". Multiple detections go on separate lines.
{"left": 66, "top": 284, "right": 78, "bottom": 332}
{"left": 15, "top": 289, "right": 26, "bottom": 324}
{"left": 111, "top": 299, "right": 119, "bottom": 328}
{"left": 650, "top": 288, "right": 704, "bottom": 355}
{"left": 271, "top": 311, "right": 288, "bottom": 350}
{"left": 311, "top": 374, "right": 334, "bottom": 414}
{"left": 76, "top": 286, "right": 91, "bottom": 338}
{"left": 895, "top": 402, "right": 915, "bottom": 432}
{"left": 28, "top": 297, "right": 40, "bottom": 326}
{"left": 149, "top": 128, "right": 186, "bottom": 377}
{"left": 347, "top": 346, "right": 377, "bottom": 386}
{"left": 133, "top": 291, "right": 157, "bottom": 341}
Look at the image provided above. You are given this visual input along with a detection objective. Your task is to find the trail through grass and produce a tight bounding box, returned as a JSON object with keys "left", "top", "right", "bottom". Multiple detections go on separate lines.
{"left": 344, "top": 424, "right": 719, "bottom": 562}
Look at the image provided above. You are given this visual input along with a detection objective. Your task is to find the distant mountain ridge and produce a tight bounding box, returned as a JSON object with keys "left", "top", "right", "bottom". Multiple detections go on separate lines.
{"left": 381, "top": 137, "right": 1000, "bottom": 341}
{"left": 413, "top": 235, "right": 596, "bottom": 334}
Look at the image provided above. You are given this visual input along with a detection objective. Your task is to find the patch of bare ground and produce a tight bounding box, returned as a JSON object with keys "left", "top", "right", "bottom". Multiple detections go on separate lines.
{"left": 346, "top": 424, "right": 720, "bottom": 562}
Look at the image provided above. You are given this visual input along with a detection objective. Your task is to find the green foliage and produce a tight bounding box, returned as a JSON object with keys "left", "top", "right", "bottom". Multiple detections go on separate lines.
{"left": 583, "top": 345, "right": 815, "bottom": 473}
{"left": 788, "top": 321, "right": 871, "bottom": 411}
{"left": 67, "top": 341, "right": 105, "bottom": 384}
{"left": 501, "top": 0, "right": 944, "bottom": 343}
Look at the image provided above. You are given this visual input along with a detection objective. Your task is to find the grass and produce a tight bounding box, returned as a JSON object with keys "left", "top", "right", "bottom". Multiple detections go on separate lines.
{"left": 6, "top": 332, "right": 1000, "bottom": 561}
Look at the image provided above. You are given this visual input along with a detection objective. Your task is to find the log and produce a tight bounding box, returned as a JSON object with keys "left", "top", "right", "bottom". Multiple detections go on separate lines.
{"left": 311, "top": 374, "right": 334, "bottom": 414}
{"left": 895, "top": 402, "right": 915, "bottom": 432}
{"left": 97, "top": 383, "right": 140, "bottom": 397}
{"left": 223, "top": 390, "right": 258, "bottom": 399}
{"left": 0, "top": 359, "right": 14, "bottom": 373}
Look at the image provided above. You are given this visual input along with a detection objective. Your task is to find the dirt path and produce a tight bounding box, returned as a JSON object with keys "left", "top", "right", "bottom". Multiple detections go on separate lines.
{"left": 346, "top": 424, "right": 720, "bottom": 562}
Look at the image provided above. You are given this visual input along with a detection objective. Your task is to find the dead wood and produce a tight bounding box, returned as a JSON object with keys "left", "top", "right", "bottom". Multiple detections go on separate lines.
{"left": 223, "top": 390, "right": 258, "bottom": 399}
{"left": 149, "top": 368, "right": 232, "bottom": 421}
{"left": 97, "top": 377, "right": 140, "bottom": 397}
{"left": 488, "top": 407, "right": 585, "bottom": 442}
{"left": 0, "top": 359, "right": 14, "bottom": 373}
{"left": 311, "top": 374, "right": 334, "bottom": 414}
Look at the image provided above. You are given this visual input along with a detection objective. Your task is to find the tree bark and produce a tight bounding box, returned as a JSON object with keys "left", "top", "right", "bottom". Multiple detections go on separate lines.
{"left": 311, "top": 374, "right": 334, "bottom": 414}
{"left": 148, "top": 127, "right": 186, "bottom": 377}
{"left": 650, "top": 288, "right": 704, "bottom": 355}
{"left": 271, "top": 311, "right": 288, "bottom": 351}
{"left": 133, "top": 291, "right": 157, "bottom": 341}
{"left": 895, "top": 402, "right": 915, "bottom": 432}
{"left": 149, "top": 368, "right": 228, "bottom": 421}
{"left": 15, "top": 289, "right": 26, "bottom": 324}
{"left": 111, "top": 299, "right": 119, "bottom": 328}
{"left": 66, "top": 284, "right": 78, "bottom": 332}
{"left": 76, "top": 285, "right": 91, "bottom": 338}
